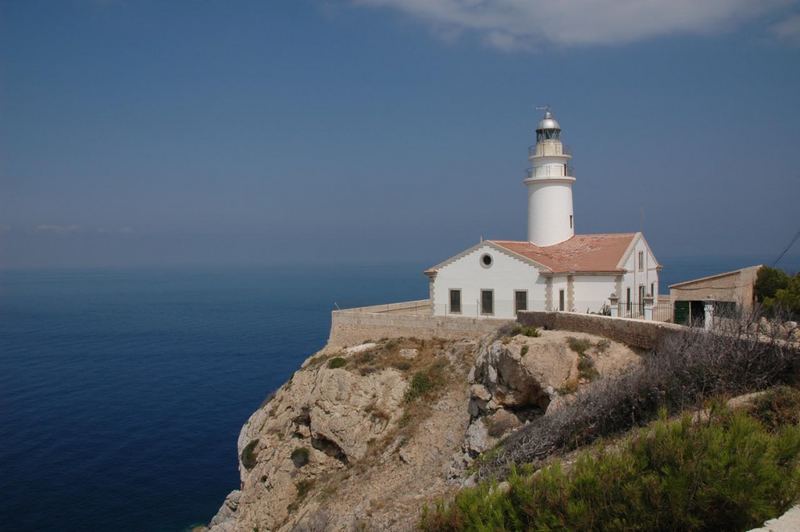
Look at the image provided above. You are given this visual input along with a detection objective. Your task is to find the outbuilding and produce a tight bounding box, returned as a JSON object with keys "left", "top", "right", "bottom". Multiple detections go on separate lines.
{"left": 669, "top": 265, "right": 762, "bottom": 326}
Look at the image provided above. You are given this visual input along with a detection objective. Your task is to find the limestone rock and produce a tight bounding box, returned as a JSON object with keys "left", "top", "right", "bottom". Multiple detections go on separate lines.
{"left": 399, "top": 348, "right": 418, "bottom": 359}
{"left": 345, "top": 342, "right": 378, "bottom": 354}
{"left": 208, "top": 337, "right": 478, "bottom": 532}
{"left": 472, "top": 335, "right": 577, "bottom": 411}
{"left": 464, "top": 419, "right": 491, "bottom": 455}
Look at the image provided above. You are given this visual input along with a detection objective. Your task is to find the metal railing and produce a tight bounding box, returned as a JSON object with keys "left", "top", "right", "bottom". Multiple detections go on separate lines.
{"left": 529, "top": 143, "right": 572, "bottom": 157}
{"left": 615, "top": 300, "right": 674, "bottom": 323}
{"left": 525, "top": 165, "right": 575, "bottom": 178}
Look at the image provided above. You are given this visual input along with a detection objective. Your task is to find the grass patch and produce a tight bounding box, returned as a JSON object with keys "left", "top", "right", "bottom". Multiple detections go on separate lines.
{"left": 291, "top": 447, "right": 310, "bottom": 468}
{"left": 405, "top": 372, "right": 435, "bottom": 402}
{"left": 520, "top": 345, "right": 529, "bottom": 356}
{"left": 568, "top": 336, "right": 599, "bottom": 382}
{"left": 511, "top": 325, "right": 541, "bottom": 338}
{"left": 241, "top": 439, "right": 259, "bottom": 470}
{"left": 327, "top": 356, "right": 347, "bottom": 369}
{"left": 577, "top": 355, "right": 599, "bottom": 381}
{"left": 566, "top": 336, "right": 593, "bottom": 356}
{"left": 421, "top": 408, "right": 800, "bottom": 531}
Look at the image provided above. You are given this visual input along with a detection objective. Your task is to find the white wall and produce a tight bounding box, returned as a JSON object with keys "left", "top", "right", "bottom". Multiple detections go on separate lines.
{"left": 432, "top": 244, "right": 546, "bottom": 319}
{"left": 551, "top": 275, "right": 568, "bottom": 311}
{"left": 526, "top": 180, "right": 575, "bottom": 247}
{"left": 572, "top": 275, "right": 618, "bottom": 313}
{"left": 620, "top": 235, "right": 660, "bottom": 305}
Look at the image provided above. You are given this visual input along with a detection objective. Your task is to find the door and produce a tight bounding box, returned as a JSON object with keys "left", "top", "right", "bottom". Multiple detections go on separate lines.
{"left": 514, "top": 291, "right": 527, "bottom": 315}
{"left": 481, "top": 290, "right": 494, "bottom": 315}
{"left": 674, "top": 301, "right": 690, "bottom": 325}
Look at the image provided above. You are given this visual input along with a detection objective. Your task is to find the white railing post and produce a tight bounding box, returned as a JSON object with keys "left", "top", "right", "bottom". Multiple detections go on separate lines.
{"left": 609, "top": 293, "right": 619, "bottom": 318}
{"left": 643, "top": 295, "right": 654, "bottom": 321}
{"left": 704, "top": 298, "right": 715, "bottom": 330}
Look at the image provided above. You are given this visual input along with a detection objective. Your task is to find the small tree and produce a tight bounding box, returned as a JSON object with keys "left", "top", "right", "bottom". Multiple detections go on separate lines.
{"left": 756, "top": 266, "right": 790, "bottom": 303}
{"left": 756, "top": 266, "right": 800, "bottom": 319}
{"left": 769, "top": 274, "right": 800, "bottom": 319}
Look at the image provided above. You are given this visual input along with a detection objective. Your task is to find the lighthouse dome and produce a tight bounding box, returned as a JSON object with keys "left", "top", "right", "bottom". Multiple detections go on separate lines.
{"left": 536, "top": 111, "right": 561, "bottom": 131}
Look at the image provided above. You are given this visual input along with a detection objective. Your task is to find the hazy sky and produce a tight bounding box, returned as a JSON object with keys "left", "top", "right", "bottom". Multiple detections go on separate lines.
{"left": 2, "top": 0, "right": 799, "bottom": 269}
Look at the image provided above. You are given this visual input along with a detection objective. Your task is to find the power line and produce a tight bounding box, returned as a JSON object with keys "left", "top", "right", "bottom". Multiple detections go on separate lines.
{"left": 773, "top": 229, "right": 800, "bottom": 267}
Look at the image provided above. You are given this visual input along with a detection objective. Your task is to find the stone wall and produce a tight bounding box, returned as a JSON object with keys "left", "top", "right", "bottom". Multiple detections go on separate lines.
{"left": 517, "top": 310, "right": 685, "bottom": 350}
{"left": 328, "top": 299, "right": 513, "bottom": 348}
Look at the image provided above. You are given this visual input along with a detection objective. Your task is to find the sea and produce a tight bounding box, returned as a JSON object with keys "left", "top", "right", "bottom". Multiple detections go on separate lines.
{"left": 1, "top": 257, "right": 797, "bottom": 531}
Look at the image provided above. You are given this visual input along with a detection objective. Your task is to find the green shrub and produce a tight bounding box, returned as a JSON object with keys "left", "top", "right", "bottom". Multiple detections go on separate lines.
{"left": 577, "top": 356, "right": 599, "bottom": 381}
{"left": 566, "top": 336, "right": 593, "bottom": 356}
{"left": 327, "top": 357, "right": 347, "bottom": 369}
{"left": 511, "top": 325, "right": 541, "bottom": 338}
{"left": 756, "top": 266, "right": 791, "bottom": 303}
{"left": 421, "top": 410, "right": 800, "bottom": 531}
{"left": 520, "top": 345, "right": 529, "bottom": 356}
{"left": 405, "top": 372, "right": 435, "bottom": 402}
{"left": 752, "top": 386, "right": 800, "bottom": 431}
{"left": 756, "top": 267, "right": 800, "bottom": 319}
{"left": 291, "top": 447, "right": 310, "bottom": 468}
{"left": 241, "top": 439, "right": 259, "bottom": 470}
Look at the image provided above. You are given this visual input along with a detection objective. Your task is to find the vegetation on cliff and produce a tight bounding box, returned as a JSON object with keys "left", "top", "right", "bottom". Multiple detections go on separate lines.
{"left": 421, "top": 399, "right": 800, "bottom": 531}
{"left": 756, "top": 266, "right": 800, "bottom": 319}
{"left": 476, "top": 317, "right": 799, "bottom": 479}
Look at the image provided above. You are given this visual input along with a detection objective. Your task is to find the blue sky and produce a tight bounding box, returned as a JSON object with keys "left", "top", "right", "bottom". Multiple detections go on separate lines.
{"left": 2, "top": 0, "right": 799, "bottom": 269}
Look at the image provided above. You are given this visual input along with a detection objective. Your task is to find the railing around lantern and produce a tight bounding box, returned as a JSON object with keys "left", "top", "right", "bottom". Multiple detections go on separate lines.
{"left": 529, "top": 144, "right": 572, "bottom": 157}
{"left": 525, "top": 165, "right": 576, "bottom": 178}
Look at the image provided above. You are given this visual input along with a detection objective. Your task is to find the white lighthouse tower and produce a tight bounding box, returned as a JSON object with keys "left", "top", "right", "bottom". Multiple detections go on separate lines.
{"left": 525, "top": 109, "right": 575, "bottom": 246}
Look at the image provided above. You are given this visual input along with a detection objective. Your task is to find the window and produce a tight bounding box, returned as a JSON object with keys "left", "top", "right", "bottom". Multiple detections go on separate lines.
{"left": 480, "top": 254, "right": 493, "bottom": 268}
{"left": 514, "top": 290, "right": 527, "bottom": 315}
{"left": 558, "top": 289, "right": 565, "bottom": 311}
{"left": 626, "top": 287, "right": 632, "bottom": 312}
{"left": 650, "top": 282, "right": 655, "bottom": 297}
{"left": 449, "top": 289, "right": 461, "bottom": 314}
{"left": 569, "top": 215, "right": 573, "bottom": 229}
{"left": 481, "top": 290, "right": 494, "bottom": 315}
{"left": 638, "top": 251, "right": 644, "bottom": 271}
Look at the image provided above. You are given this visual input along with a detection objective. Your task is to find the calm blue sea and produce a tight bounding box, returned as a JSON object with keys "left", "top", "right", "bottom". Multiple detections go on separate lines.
{"left": 1, "top": 257, "right": 797, "bottom": 531}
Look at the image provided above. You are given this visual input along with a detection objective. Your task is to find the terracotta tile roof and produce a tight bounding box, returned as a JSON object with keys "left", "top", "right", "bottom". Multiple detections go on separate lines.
{"left": 490, "top": 233, "right": 638, "bottom": 273}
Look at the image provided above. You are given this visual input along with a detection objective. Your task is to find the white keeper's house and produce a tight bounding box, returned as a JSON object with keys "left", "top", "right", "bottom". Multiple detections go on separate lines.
{"left": 424, "top": 110, "right": 661, "bottom": 319}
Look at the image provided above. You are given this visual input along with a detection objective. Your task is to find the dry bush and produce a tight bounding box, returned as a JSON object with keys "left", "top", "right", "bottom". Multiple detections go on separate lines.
{"left": 477, "top": 312, "right": 800, "bottom": 479}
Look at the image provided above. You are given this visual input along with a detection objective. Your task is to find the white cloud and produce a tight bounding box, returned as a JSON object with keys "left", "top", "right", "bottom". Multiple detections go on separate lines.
{"left": 352, "top": 0, "right": 796, "bottom": 49}
{"left": 36, "top": 224, "right": 81, "bottom": 234}
{"left": 772, "top": 13, "right": 800, "bottom": 44}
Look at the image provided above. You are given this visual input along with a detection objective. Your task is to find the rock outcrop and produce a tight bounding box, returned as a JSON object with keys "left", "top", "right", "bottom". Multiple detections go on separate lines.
{"left": 464, "top": 329, "right": 642, "bottom": 454}
{"left": 206, "top": 338, "right": 477, "bottom": 531}
{"left": 203, "top": 328, "right": 642, "bottom": 531}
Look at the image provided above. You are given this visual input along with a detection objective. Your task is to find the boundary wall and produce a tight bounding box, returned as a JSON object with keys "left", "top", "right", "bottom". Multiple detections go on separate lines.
{"left": 517, "top": 310, "right": 685, "bottom": 350}
{"left": 328, "top": 299, "right": 513, "bottom": 348}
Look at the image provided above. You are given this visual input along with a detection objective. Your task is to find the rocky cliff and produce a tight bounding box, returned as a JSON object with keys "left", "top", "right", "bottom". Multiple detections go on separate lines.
{"left": 202, "top": 328, "right": 641, "bottom": 531}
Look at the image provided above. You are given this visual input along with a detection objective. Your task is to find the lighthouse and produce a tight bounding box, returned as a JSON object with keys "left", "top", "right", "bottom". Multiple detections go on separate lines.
{"left": 525, "top": 109, "right": 575, "bottom": 247}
